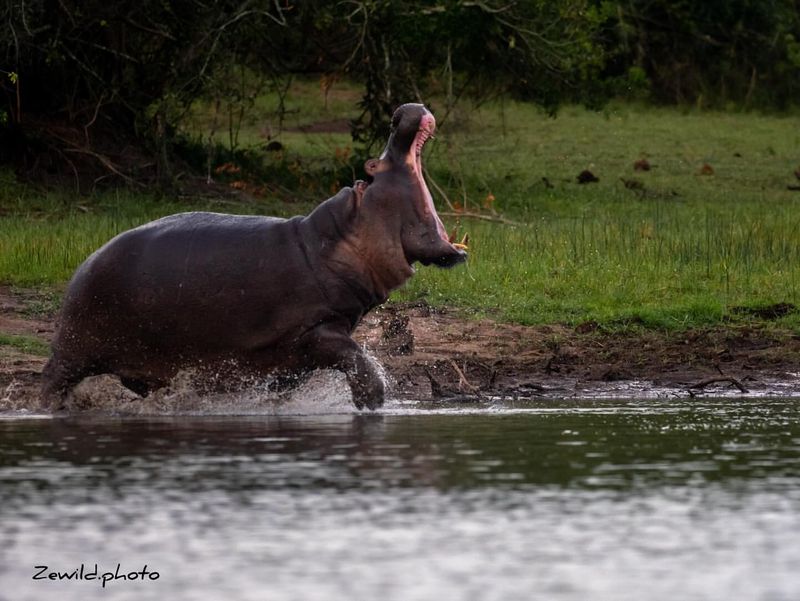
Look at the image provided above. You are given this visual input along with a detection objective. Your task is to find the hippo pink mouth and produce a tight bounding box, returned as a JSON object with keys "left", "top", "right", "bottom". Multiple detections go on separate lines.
{"left": 410, "top": 114, "right": 467, "bottom": 250}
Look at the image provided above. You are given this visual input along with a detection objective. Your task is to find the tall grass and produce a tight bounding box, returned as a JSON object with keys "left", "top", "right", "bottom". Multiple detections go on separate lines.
{"left": 400, "top": 202, "right": 800, "bottom": 327}
{"left": 0, "top": 188, "right": 313, "bottom": 286}
{"left": 1, "top": 215, "right": 143, "bottom": 285}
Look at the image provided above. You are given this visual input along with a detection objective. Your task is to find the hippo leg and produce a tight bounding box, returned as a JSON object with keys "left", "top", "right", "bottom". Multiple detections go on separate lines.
{"left": 303, "top": 327, "right": 385, "bottom": 410}
{"left": 343, "top": 349, "right": 385, "bottom": 411}
{"left": 40, "top": 357, "right": 93, "bottom": 411}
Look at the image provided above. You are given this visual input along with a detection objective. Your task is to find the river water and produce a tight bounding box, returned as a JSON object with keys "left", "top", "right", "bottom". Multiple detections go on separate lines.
{"left": 1, "top": 396, "right": 799, "bottom": 601}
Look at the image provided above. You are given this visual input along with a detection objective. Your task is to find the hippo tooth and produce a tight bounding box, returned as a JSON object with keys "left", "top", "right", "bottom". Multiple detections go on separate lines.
{"left": 448, "top": 228, "right": 458, "bottom": 243}
{"left": 451, "top": 233, "right": 469, "bottom": 250}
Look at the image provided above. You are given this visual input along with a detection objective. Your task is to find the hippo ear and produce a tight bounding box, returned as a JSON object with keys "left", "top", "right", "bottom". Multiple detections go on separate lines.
{"left": 364, "top": 159, "right": 380, "bottom": 177}
{"left": 364, "top": 158, "right": 391, "bottom": 180}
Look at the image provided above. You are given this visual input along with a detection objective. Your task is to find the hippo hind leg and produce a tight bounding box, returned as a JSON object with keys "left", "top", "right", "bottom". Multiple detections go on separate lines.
{"left": 40, "top": 356, "right": 95, "bottom": 411}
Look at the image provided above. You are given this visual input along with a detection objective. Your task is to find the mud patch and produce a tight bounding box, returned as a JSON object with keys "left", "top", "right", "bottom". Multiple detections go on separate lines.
{"left": 358, "top": 303, "right": 800, "bottom": 402}
{"left": 729, "top": 302, "right": 797, "bottom": 320}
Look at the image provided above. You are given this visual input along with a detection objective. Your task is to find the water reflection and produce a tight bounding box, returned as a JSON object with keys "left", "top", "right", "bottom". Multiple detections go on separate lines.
{"left": 2, "top": 398, "right": 798, "bottom": 492}
{"left": 1, "top": 398, "right": 799, "bottom": 601}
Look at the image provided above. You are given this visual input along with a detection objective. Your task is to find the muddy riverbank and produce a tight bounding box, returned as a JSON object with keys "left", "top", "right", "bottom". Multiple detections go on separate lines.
{"left": 3, "top": 285, "right": 800, "bottom": 411}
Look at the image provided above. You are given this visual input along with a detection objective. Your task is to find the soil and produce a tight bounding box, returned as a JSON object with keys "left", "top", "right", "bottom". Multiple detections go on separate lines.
{"left": 3, "top": 285, "right": 800, "bottom": 412}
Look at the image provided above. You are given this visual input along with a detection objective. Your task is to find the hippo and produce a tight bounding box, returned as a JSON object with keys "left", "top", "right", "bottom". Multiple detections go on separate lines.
{"left": 41, "top": 103, "right": 467, "bottom": 411}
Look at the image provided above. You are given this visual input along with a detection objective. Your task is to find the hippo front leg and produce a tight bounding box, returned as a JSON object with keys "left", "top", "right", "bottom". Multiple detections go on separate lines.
{"left": 304, "top": 328, "right": 385, "bottom": 410}
{"left": 343, "top": 348, "right": 385, "bottom": 411}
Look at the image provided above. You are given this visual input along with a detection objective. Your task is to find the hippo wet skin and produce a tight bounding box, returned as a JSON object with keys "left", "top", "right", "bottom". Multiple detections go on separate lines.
{"left": 41, "top": 104, "right": 466, "bottom": 411}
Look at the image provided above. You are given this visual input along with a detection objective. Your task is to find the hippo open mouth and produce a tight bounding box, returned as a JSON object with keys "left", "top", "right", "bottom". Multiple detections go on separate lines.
{"left": 408, "top": 112, "right": 468, "bottom": 252}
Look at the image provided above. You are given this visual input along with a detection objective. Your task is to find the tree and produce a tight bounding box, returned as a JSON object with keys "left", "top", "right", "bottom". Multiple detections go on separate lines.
{"left": 337, "top": 0, "right": 607, "bottom": 148}
{"left": 4, "top": 0, "right": 796, "bottom": 191}
{"left": 601, "top": 0, "right": 800, "bottom": 107}
{"left": 0, "top": 0, "right": 289, "bottom": 187}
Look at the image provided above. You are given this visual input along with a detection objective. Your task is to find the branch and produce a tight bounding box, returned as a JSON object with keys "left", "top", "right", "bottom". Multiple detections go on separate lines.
{"left": 439, "top": 211, "right": 521, "bottom": 226}
{"left": 687, "top": 376, "right": 749, "bottom": 394}
{"left": 423, "top": 166, "right": 456, "bottom": 211}
{"left": 46, "top": 143, "right": 81, "bottom": 194}
{"left": 449, "top": 359, "right": 480, "bottom": 394}
{"left": 83, "top": 92, "right": 106, "bottom": 146}
{"left": 74, "top": 39, "right": 141, "bottom": 63}
{"left": 123, "top": 18, "right": 177, "bottom": 40}
{"left": 460, "top": 1, "right": 514, "bottom": 15}
{"left": 63, "top": 148, "right": 146, "bottom": 188}
{"left": 339, "top": 1, "right": 369, "bottom": 71}
{"left": 424, "top": 166, "right": 520, "bottom": 225}
{"left": 179, "top": 2, "right": 289, "bottom": 95}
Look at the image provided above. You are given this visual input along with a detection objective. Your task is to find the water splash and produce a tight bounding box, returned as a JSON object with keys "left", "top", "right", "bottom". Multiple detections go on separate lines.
{"left": 65, "top": 368, "right": 364, "bottom": 416}
{"left": 0, "top": 378, "right": 27, "bottom": 412}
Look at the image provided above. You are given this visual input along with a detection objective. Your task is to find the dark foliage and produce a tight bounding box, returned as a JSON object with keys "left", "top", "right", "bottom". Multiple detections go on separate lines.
{"left": 1, "top": 0, "right": 798, "bottom": 188}
{"left": 1, "top": 0, "right": 290, "bottom": 186}
{"left": 599, "top": 0, "right": 800, "bottom": 107}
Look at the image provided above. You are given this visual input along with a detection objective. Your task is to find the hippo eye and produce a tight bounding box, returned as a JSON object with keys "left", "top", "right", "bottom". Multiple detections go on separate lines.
{"left": 391, "top": 112, "right": 401, "bottom": 131}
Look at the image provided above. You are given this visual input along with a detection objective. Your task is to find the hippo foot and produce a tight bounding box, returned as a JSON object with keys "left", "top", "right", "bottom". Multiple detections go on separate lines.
{"left": 303, "top": 327, "right": 386, "bottom": 411}
{"left": 339, "top": 347, "right": 385, "bottom": 410}
{"left": 348, "top": 367, "right": 385, "bottom": 411}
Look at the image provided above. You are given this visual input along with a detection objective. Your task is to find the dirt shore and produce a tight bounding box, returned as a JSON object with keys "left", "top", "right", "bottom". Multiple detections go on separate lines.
{"left": 3, "top": 285, "right": 800, "bottom": 412}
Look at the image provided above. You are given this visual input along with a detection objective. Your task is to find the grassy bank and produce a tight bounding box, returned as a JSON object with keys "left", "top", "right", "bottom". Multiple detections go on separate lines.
{"left": 0, "top": 333, "right": 49, "bottom": 356}
{"left": 2, "top": 83, "right": 799, "bottom": 330}
{"left": 409, "top": 102, "right": 800, "bottom": 328}
{"left": 401, "top": 210, "right": 800, "bottom": 328}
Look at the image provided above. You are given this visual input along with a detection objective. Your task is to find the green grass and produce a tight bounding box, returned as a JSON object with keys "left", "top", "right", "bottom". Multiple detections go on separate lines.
{"left": 183, "top": 74, "right": 358, "bottom": 155}
{"left": 0, "top": 186, "right": 315, "bottom": 286}
{"left": 2, "top": 81, "right": 800, "bottom": 330}
{"left": 398, "top": 100, "right": 800, "bottom": 328}
{"left": 424, "top": 101, "right": 800, "bottom": 219}
{"left": 399, "top": 211, "right": 800, "bottom": 328}
{"left": 0, "top": 333, "right": 50, "bottom": 356}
